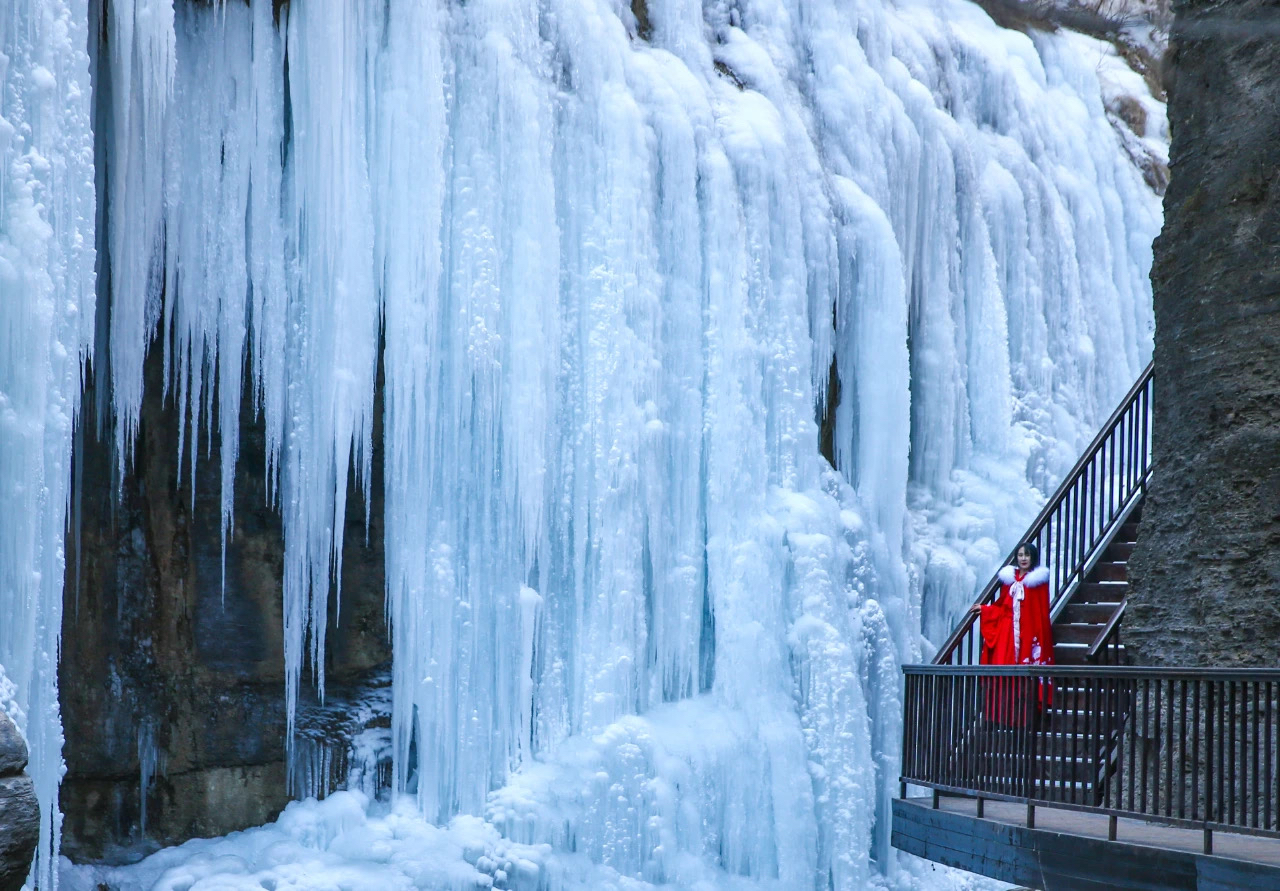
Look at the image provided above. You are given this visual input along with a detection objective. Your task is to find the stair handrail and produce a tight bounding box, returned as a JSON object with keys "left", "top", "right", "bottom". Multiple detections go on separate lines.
{"left": 935, "top": 360, "right": 1154, "bottom": 665}
{"left": 1087, "top": 599, "right": 1126, "bottom": 663}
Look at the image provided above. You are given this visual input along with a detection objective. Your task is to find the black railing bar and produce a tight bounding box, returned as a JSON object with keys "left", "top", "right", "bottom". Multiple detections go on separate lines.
{"left": 1139, "top": 678, "right": 1150, "bottom": 815}
{"left": 1178, "top": 678, "right": 1188, "bottom": 820}
{"left": 1259, "top": 681, "right": 1269, "bottom": 829}
{"left": 895, "top": 779, "right": 1280, "bottom": 843}
{"left": 1128, "top": 679, "right": 1138, "bottom": 812}
{"left": 1251, "top": 681, "right": 1260, "bottom": 829}
{"left": 936, "top": 364, "right": 1154, "bottom": 663}
{"left": 1192, "top": 680, "right": 1201, "bottom": 821}
{"left": 1222, "top": 678, "right": 1230, "bottom": 826}
{"left": 1065, "top": 676, "right": 1078, "bottom": 805}
{"left": 1208, "top": 682, "right": 1218, "bottom": 823}
{"left": 903, "top": 665, "right": 1280, "bottom": 680}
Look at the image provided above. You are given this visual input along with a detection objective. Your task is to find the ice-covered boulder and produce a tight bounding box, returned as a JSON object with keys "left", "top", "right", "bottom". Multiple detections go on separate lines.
{"left": 0, "top": 713, "right": 26, "bottom": 777}
{"left": 0, "top": 709, "right": 37, "bottom": 891}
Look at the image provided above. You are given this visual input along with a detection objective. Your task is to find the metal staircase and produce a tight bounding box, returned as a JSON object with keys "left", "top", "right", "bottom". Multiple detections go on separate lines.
{"left": 935, "top": 360, "right": 1153, "bottom": 669}
{"left": 932, "top": 360, "right": 1153, "bottom": 807}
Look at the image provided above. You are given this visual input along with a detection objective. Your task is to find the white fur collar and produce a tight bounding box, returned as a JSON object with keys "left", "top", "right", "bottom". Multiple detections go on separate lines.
{"left": 998, "top": 565, "right": 1049, "bottom": 587}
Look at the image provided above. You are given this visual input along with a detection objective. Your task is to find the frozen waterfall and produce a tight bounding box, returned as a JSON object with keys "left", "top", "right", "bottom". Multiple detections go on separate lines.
{"left": 0, "top": 0, "right": 96, "bottom": 886}
{"left": 3, "top": 0, "right": 1161, "bottom": 886}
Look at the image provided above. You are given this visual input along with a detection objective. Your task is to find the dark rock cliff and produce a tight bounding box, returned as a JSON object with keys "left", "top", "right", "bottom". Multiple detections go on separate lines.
{"left": 61, "top": 348, "right": 391, "bottom": 861}
{"left": 1126, "top": 0, "right": 1280, "bottom": 665}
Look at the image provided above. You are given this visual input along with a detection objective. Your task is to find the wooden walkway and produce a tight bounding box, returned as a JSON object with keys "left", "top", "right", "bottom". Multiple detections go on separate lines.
{"left": 893, "top": 796, "right": 1280, "bottom": 890}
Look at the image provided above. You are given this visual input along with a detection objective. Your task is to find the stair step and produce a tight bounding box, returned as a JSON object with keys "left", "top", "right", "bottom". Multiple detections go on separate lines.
{"left": 1035, "top": 733, "right": 1112, "bottom": 747}
{"left": 1105, "top": 542, "right": 1135, "bottom": 561}
{"left": 1054, "top": 644, "right": 1089, "bottom": 664}
{"left": 1119, "top": 521, "right": 1141, "bottom": 541}
{"left": 1054, "top": 624, "right": 1103, "bottom": 645}
{"left": 1043, "top": 704, "right": 1126, "bottom": 720}
{"left": 969, "top": 777, "right": 1093, "bottom": 791}
{"left": 1035, "top": 779, "right": 1093, "bottom": 793}
{"left": 1090, "top": 562, "right": 1128, "bottom": 582}
{"left": 1053, "top": 641, "right": 1130, "bottom": 663}
{"left": 1041, "top": 706, "right": 1117, "bottom": 722}
{"left": 1052, "top": 643, "right": 1125, "bottom": 662}
{"left": 1074, "top": 582, "right": 1127, "bottom": 603}
{"left": 1032, "top": 753, "right": 1096, "bottom": 764}
{"left": 1059, "top": 603, "right": 1116, "bottom": 624}
{"left": 1039, "top": 720, "right": 1116, "bottom": 738}
{"left": 1043, "top": 696, "right": 1125, "bottom": 715}
{"left": 975, "top": 724, "right": 1110, "bottom": 740}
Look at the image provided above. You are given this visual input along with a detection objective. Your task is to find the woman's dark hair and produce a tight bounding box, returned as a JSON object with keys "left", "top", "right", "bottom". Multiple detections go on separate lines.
{"left": 1012, "top": 541, "right": 1040, "bottom": 568}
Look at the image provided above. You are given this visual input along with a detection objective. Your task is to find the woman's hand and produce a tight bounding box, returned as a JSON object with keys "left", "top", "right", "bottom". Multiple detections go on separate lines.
{"left": 968, "top": 604, "right": 982, "bottom": 615}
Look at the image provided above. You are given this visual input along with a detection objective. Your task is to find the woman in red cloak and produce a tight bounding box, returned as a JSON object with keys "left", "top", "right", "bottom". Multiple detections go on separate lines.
{"left": 971, "top": 542, "right": 1054, "bottom": 721}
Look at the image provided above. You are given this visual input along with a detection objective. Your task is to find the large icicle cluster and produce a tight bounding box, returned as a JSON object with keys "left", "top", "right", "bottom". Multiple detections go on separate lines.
{"left": 0, "top": 0, "right": 96, "bottom": 885}
{"left": 10, "top": 0, "right": 1161, "bottom": 885}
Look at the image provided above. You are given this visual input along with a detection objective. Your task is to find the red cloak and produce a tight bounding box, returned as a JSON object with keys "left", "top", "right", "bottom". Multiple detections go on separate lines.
{"left": 980, "top": 565, "right": 1054, "bottom": 716}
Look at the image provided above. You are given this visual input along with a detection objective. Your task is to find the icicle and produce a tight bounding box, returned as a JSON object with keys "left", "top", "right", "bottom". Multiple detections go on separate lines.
{"left": 136, "top": 719, "right": 165, "bottom": 837}
{"left": 104, "top": 0, "right": 175, "bottom": 472}
{"left": 280, "top": 0, "right": 381, "bottom": 730}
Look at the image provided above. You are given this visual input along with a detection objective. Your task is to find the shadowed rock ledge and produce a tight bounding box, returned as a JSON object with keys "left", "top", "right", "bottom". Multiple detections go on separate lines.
{"left": 60, "top": 348, "right": 391, "bottom": 861}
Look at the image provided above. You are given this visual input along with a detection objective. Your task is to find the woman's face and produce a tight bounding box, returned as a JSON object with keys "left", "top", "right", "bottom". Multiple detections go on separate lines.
{"left": 1016, "top": 547, "right": 1032, "bottom": 570}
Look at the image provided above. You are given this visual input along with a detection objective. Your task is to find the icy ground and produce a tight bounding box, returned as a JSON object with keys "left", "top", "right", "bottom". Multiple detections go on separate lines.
{"left": 62, "top": 695, "right": 1012, "bottom": 889}
{"left": 61, "top": 790, "right": 1000, "bottom": 891}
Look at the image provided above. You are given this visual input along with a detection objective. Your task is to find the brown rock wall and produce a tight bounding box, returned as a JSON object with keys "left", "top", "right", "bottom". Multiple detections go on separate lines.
{"left": 60, "top": 348, "right": 390, "bottom": 861}
{"left": 1125, "top": 0, "right": 1280, "bottom": 665}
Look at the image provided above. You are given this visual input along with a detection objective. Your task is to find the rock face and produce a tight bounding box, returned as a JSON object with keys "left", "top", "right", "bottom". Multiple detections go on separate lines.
{"left": 1125, "top": 0, "right": 1280, "bottom": 666}
{"left": 60, "top": 351, "right": 391, "bottom": 861}
{"left": 0, "top": 711, "right": 38, "bottom": 891}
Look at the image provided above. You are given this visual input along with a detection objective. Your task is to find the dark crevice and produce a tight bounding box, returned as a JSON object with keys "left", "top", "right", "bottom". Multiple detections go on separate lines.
{"left": 631, "top": 0, "right": 652, "bottom": 41}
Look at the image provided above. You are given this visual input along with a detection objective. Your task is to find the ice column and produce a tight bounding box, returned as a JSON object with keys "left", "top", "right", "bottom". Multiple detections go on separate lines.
{"left": 0, "top": 0, "right": 97, "bottom": 885}
{"left": 101, "top": 0, "right": 173, "bottom": 466}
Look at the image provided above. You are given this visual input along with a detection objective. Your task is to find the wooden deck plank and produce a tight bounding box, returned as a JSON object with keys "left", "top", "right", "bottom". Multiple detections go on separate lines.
{"left": 934, "top": 797, "right": 1280, "bottom": 867}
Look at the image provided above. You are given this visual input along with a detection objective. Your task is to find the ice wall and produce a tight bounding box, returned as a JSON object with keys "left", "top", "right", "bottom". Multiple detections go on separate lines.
{"left": 0, "top": 0, "right": 97, "bottom": 885}
{"left": 9, "top": 0, "right": 1161, "bottom": 885}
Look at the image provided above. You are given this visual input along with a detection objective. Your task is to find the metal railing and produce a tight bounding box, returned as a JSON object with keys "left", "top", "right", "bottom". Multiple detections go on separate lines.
{"left": 901, "top": 665, "right": 1280, "bottom": 850}
{"left": 936, "top": 362, "right": 1153, "bottom": 665}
